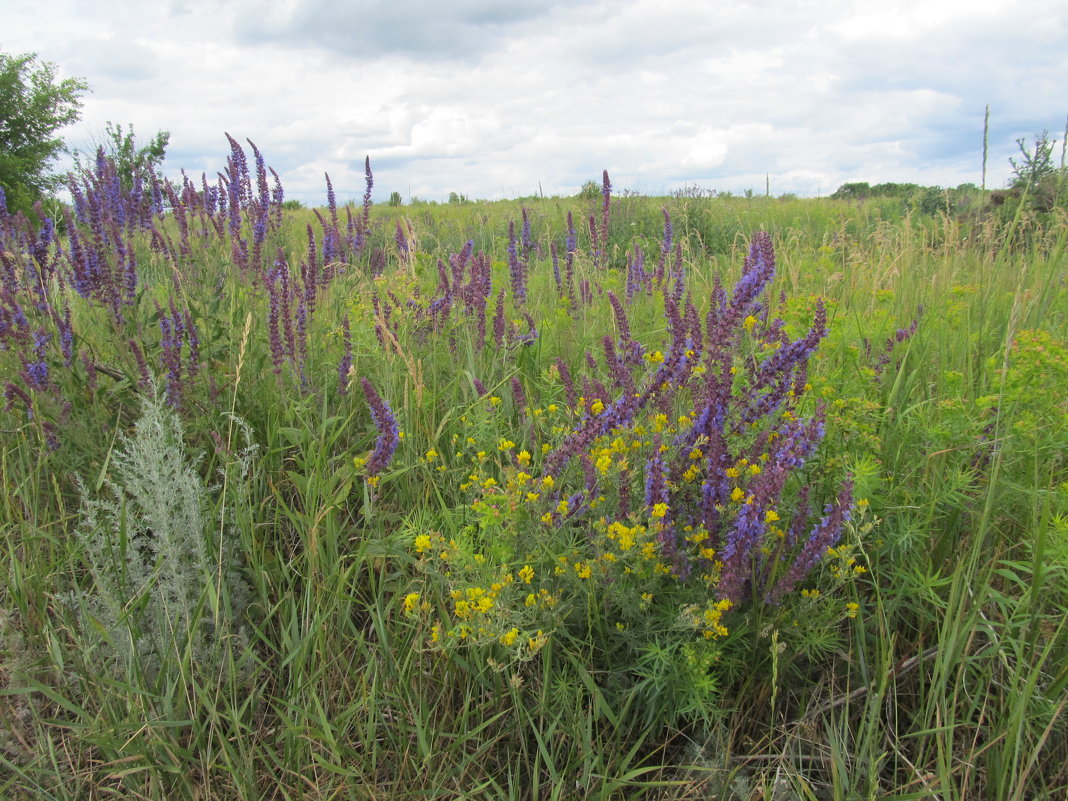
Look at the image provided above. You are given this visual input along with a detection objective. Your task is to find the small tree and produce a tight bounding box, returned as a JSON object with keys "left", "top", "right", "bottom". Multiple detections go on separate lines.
{"left": 1009, "top": 131, "right": 1057, "bottom": 190}
{"left": 99, "top": 122, "right": 170, "bottom": 191}
{"left": 577, "top": 179, "right": 600, "bottom": 200}
{"left": 0, "top": 50, "right": 88, "bottom": 217}
{"left": 1003, "top": 130, "right": 1066, "bottom": 212}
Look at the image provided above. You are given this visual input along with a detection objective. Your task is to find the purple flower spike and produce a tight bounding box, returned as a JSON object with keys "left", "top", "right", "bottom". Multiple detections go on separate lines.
{"left": 599, "top": 170, "right": 612, "bottom": 267}
{"left": 338, "top": 316, "right": 352, "bottom": 394}
{"left": 360, "top": 156, "right": 374, "bottom": 248}
{"left": 511, "top": 376, "right": 527, "bottom": 413}
{"left": 360, "top": 378, "right": 400, "bottom": 477}
{"left": 508, "top": 220, "right": 527, "bottom": 304}
{"left": 766, "top": 481, "right": 854, "bottom": 604}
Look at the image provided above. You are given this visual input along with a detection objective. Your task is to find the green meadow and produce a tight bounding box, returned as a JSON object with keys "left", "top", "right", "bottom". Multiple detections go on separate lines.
{"left": 1, "top": 153, "right": 1065, "bottom": 800}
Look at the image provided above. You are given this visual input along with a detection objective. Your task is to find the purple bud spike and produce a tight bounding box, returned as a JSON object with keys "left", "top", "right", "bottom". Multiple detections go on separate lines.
{"left": 360, "top": 378, "right": 399, "bottom": 477}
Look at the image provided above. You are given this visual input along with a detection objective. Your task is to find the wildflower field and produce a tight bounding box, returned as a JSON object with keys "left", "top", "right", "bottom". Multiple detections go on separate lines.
{"left": 1, "top": 140, "right": 1066, "bottom": 800}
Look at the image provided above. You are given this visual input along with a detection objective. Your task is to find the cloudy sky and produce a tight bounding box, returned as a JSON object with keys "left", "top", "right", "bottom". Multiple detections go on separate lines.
{"left": 4, "top": 0, "right": 1067, "bottom": 204}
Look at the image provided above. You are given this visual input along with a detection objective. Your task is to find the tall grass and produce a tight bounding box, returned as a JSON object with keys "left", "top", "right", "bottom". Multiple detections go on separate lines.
{"left": 0, "top": 147, "right": 1065, "bottom": 799}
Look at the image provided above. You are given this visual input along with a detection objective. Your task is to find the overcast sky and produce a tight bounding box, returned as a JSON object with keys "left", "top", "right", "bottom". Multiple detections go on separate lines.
{"left": 4, "top": 0, "right": 1067, "bottom": 204}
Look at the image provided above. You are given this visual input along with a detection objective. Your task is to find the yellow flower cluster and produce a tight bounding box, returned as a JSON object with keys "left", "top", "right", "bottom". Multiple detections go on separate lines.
{"left": 684, "top": 599, "right": 733, "bottom": 639}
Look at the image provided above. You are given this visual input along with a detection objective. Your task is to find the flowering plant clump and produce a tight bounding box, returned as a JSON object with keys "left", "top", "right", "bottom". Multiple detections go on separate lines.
{"left": 400, "top": 233, "right": 856, "bottom": 697}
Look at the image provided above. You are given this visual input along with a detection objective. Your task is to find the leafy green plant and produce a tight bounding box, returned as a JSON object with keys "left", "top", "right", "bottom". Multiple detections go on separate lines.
{"left": 0, "top": 49, "right": 88, "bottom": 218}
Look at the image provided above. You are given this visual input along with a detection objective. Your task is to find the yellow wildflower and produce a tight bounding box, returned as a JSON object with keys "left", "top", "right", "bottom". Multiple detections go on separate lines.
{"left": 402, "top": 592, "right": 421, "bottom": 615}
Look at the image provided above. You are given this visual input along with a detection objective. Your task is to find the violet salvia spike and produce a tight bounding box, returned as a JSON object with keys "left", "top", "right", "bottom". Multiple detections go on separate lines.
{"left": 247, "top": 139, "right": 270, "bottom": 216}
{"left": 521, "top": 206, "right": 533, "bottom": 259}
{"left": 22, "top": 328, "right": 50, "bottom": 390}
{"left": 4, "top": 382, "right": 34, "bottom": 419}
{"left": 360, "top": 377, "right": 400, "bottom": 476}
{"left": 303, "top": 223, "right": 319, "bottom": 311}
{"left": 338, "top": 316, "right": 352, "bottom": 394}
{"left": 588, "top": 214, "right": 598, "bottom": 268}
{"left": 451, "top": 240, "right": 472, "bottom": 288}
{"left": 600, "top": 170, "right": 611, "bottom": 265}
{"left": 58, "top": 304, "right": 74, "bottom": 367}
{"left": 437, "top": 258, "right": 450, "bottom": 296}
{"left": 359, "top": 156, "right": 373, "bottom": 249}
{"left": 766, "top": 480, "right": 853, "bottom": 604}
{"left": 607, "top": 291, "right": 631, "bottom": 343}
{"left": 601, "top": 334, "right": 634, "bottom": 396}
{"left": 270, "top": 167, "right": 284, "bottom": 227}
{"left": 551, "top": 243, "right": 561, "bottom": 292}
{"left": 555, "top": 357, "right": 577, "bottom": 409}
{"left": 518, "top": 312, "right": 538, "bottom": 345}
{"left": 670, "top": 242, "right": 685, "bottom": 308}
{"left": 511, "top": 376, "right": 527, "bottom": 415}
{"left": 493, "top": 289, "right": 506, "bottom": 347}
{"left": 296, "top": 296, "right": 308, "bottom": 390}
{"left": 644, "top": 437, "right": 668, "bottom": 509}
{"left": 128, "top": 339, "right": 151, "bottom": 391}
{"left": 508, "top": 220, "right": 526, "bottom": 304}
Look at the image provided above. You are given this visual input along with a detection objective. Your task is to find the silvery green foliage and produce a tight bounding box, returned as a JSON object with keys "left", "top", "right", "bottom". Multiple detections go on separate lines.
{"left": 70, "top": 388, "right": 250, "bottom": 677}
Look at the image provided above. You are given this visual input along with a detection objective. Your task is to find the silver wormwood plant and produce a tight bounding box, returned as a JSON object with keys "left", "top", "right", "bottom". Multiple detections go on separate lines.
{"left": 69, "top": 386, "right": 250, "bottom": 677}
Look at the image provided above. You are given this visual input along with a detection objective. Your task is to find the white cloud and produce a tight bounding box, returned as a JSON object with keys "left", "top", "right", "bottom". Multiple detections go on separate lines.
{"left": 5, "top": 0, "right": 1067, "bottom": 202}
